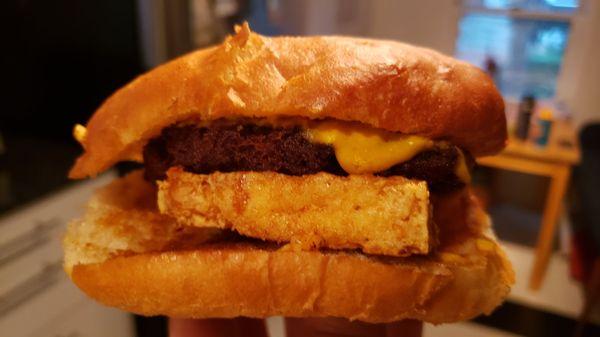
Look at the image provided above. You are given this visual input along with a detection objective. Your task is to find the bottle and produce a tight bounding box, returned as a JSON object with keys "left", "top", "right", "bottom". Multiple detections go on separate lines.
{"left": 516, "top": 95, "right": 536, "bottom": 141}
{"left": 535, "top": 107, "right": 554, "bottom": 147}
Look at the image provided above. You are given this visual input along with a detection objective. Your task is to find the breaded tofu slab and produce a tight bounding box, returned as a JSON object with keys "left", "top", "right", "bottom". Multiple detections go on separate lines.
{"left": 157, "top": 168, "right": 432, "bottom": 256}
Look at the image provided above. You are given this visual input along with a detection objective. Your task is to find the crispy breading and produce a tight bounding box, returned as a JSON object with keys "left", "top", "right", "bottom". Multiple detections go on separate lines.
{"left": 157, "top": 168, "right": 432, "bottom": 257}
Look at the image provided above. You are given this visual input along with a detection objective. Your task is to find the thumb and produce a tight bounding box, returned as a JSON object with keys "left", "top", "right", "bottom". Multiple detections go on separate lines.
{"left": 285, "top": 317, "right": 422, "bottom": 337}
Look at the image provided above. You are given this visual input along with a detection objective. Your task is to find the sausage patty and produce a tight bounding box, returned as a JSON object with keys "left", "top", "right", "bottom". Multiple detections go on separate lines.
{"left": 143, "top": 123, "right": 473, "bottom": 191}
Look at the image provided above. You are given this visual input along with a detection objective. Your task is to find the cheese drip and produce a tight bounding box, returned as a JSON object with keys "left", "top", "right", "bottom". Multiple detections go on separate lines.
{"left": 306, "top": 121, "right": 434, "bottom": 174}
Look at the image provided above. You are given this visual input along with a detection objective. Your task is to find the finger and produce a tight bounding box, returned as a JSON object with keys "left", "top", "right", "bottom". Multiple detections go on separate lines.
{"left": 285, "top": 317, "right": 384, "bottom": 337}
{"left": 285, "top": 317, "right": 422, "bottom": 337}
{"left": 385, "top": 320, "right": 423, "bottom": 337}
{"left": 169, "top": 318, "right": 268, "bottom": 337}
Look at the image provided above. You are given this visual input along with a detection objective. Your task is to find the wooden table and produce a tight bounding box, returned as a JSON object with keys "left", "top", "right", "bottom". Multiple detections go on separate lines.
{"left": 478, "top": 120, "right": 581, "bottom": 290}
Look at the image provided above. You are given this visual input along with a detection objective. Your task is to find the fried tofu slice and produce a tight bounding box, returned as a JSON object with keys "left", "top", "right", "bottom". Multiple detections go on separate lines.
{"left": 157, "top": 168, "right": 432, "bottom": 256}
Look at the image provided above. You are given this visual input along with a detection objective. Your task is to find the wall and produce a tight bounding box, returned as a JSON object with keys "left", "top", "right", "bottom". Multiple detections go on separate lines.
{"left": 367, "top": 0, "right": 460, "bottom": 55}
{"left": 280, "top": 0, "right": 460, "bottom": 54}
{"left": 298, "top": 0, "right": 373, "bottom": 36}
{"left": 556, "top": 0, "right": 600, "bottom": 129}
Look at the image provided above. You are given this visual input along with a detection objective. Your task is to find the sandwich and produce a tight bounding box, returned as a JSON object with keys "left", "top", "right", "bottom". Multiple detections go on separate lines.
{"left": 63, "top": 23, "right": 514, "bottom": 324}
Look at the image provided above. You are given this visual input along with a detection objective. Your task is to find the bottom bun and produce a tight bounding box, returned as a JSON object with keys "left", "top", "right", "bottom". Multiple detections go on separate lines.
{"left": 64, "top": 171, "right": 514, "bottom": 324}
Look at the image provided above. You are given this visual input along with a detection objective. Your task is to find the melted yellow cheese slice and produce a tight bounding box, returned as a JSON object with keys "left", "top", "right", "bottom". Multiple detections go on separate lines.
{"left": 306, "top": 121, "right": 434, "bottom": 174}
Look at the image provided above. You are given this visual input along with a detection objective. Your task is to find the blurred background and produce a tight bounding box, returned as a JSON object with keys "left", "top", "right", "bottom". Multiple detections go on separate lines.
{"left": 1, "top": 0, "right": 599, "bottom": 336}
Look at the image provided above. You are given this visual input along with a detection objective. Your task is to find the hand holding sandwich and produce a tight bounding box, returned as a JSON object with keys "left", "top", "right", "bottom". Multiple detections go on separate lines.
{"left": 170, "top": 318, "right": 422, "bottom": 337}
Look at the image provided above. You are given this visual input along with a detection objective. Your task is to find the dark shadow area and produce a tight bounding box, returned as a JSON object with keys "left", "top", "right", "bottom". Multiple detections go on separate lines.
{"left": 1, "top": 0, "right": 143, "bottom": 214}
{"left": 474, "top": 301, "right": 600, "bottom": 337}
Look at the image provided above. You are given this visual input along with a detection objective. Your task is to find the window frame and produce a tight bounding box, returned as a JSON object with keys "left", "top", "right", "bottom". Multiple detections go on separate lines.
{"left": 460, "top": 5, "right": 575, "bottom": 22}
{"left": 455, "top": 0, "right": 580, "bottom": 100}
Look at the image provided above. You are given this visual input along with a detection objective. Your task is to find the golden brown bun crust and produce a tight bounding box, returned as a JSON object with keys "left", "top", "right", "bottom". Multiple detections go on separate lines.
{"left": 72, "top": 243, "right": 452, "bottom": 323}
{"left": 64, "top": 173, "right": 514, "bottom": 323}
{"left": 69, "top": 23, "right": 506, "bottom": 178}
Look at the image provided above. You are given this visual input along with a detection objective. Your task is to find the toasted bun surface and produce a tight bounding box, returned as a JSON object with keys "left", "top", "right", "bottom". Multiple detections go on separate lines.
{"left": 70, "top": 23, "right": 506, "bottom": 179}
{"left": 62, "top": 171, "right": 221, "bottom": 272}
{"left": 64, "top": 172, "right": 514, "bottom": 323}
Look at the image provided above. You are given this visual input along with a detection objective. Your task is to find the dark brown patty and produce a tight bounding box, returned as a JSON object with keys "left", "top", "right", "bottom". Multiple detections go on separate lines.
{"left": 143, "top": 123, "right": 473, "bottom": 191}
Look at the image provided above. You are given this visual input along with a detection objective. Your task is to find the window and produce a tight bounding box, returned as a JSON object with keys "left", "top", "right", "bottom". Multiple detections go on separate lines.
{"left": 455, "top": 0, "right": 579, "bottom": 99}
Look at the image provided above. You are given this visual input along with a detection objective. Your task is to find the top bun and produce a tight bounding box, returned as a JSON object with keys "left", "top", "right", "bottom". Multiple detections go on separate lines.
{"left": 70, "top": 23, "right": 506, "bottom": 179}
